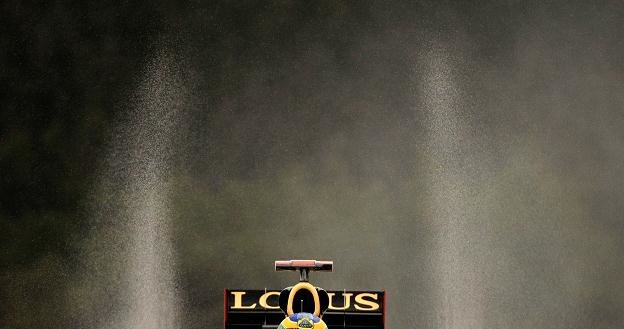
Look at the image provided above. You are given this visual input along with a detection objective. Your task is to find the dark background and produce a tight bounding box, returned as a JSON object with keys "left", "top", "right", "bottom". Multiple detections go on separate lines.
{"left": 2, "top": 1, "right": 624, "bottom": 329}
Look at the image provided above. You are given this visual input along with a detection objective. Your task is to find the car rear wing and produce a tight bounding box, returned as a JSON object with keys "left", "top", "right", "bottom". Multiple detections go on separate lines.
{"left": 224, "top": 289, "right": 385, "bottom": 329}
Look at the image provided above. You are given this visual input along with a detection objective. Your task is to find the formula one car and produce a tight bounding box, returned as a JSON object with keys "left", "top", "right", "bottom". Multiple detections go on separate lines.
{"left": 224, "top": 260, "right": 385, "bottom": 329}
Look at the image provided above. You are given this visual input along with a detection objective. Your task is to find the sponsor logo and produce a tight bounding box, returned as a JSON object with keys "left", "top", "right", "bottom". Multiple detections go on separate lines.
{"left": 228, "top": 290, "right": 382, "bottom": 312}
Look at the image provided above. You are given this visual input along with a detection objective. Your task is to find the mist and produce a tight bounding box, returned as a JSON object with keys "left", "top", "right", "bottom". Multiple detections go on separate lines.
{"left": 2, "top": 1, "right": 623, "bottom": 329}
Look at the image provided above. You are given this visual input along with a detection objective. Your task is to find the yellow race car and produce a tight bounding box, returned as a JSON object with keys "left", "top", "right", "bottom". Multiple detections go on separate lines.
{"left": 223, "top": 260, "right": 385, "bottom": 329}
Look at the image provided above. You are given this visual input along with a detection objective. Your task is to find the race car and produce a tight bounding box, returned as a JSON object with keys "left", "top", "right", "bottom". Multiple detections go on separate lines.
{"left": 224, "top": 260, "right": 385, "bottom": 329}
